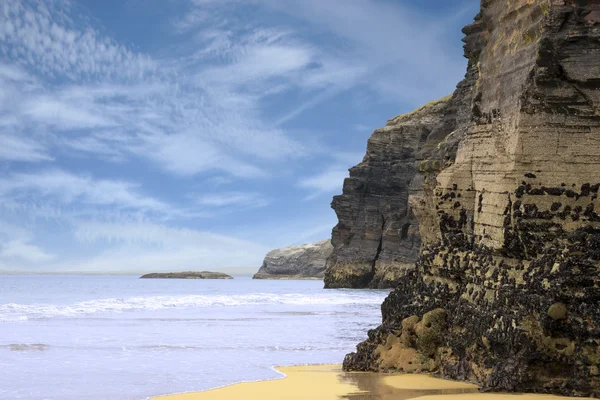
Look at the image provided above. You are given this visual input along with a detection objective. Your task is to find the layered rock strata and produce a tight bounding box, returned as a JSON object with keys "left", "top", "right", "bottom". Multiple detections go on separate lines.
{"left": 253, "top": 240, "right": 333, "bottom": 280}
{"left": 324, "top": 97, "right": 457, "bottom": 289}
{"left": 344, "top": 0, "right": 600, "bottom": 396}
{"left": 140, "top": 271, "right": 233, "bottom": 279}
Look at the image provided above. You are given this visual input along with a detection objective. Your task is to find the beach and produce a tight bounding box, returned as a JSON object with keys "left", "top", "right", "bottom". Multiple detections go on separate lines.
{"left": 0, "top": 276, "right": 388, "bottom": 400}
{"left": 152, "top": 364, "right": 589, "bottom": 400}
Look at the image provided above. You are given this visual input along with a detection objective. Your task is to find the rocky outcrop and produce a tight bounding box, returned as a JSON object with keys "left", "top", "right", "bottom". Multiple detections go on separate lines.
{"left": 344, "top": 0, "right": 600, "bottom": 397}
{"left": 253, "top": 240, "right": 333, "bottom": 280}
{"left": 324, "top": 22, "right": 478, "bottom": 290}
{"left": 140, "top": 271, "right": 233, "bottom": 279}
{"left": 325, "top": 98, "right": 456, "bottom": 289}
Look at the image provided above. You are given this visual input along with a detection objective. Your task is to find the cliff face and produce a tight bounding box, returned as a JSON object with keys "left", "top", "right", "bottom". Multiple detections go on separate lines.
{"left": 324, "top": 97, "right": 458, "bottom": 289}
{"left": 324, "top": 3, "right": 481, "bottom": 290}
{"left": 253, "top": 240, "right": 333, "bottom": 280}
{"left": 344, "top": 0, "right": 600, "bottom": 396}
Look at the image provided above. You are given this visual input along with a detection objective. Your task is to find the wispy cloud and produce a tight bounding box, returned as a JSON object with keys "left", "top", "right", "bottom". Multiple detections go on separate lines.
{"left": 298, "top": 167, "right": 349, "bottom": 200}
{"left": 195, "top": 192, "right": 270, "bottom": 208}
{"left": 297, "top": 152, "right": 363, "bottom": 200}
{"left": 0, "top": 221, "right": 55, "bottom": 265}
{"left": 353, "top": 123, "right": 372, "bottom": 132}
{"left": 0, "top": 0, "right": 155, "bottom": 81}
{"left": 0, "top": 1, "right": 307, "bottom": 183}
{"left": 69, "top": 220, "right": 270, "bottom": 271}
{"left": 0, "top": 240, "right": 56, "bottom": 263}
{"left": 0, "top": 133, "right": 52, "bottom": 162}
{"left": 0, "top": 169, "right": 170, "bottom": 214}
{"left": 0, "top": 0, "right": 474, "bottom": 272}
{"left": 178, "top": 0, "right": 470, "bottom": 123}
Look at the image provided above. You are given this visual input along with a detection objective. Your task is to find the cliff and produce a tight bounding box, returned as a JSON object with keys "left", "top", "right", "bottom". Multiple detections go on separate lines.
{"left": 343, "top": 0, "right": 600, "bottom": 396}
{"left": 252, "top": 240, "right": 333, "bottom": 280}
{"left": 324, "top": 6, "right": 478, "bottom": 290}
{"left": 324, "top": 98, "right": 453, "bottom": 289}
{"left": 140, "top": 271, "right": 233, "bottom": 279}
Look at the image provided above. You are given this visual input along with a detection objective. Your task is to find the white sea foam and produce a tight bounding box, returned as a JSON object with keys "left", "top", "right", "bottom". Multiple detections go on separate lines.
{"left": 0, "top": 292, "right": 385, "bottom": 321}
{"left": 0, "top": 315, "right": 28, "bottom": 322}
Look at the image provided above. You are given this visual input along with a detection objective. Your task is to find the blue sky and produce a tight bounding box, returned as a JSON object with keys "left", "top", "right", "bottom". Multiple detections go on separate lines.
{"left": 0, "top": 0, "right": 477, "bottom": 273}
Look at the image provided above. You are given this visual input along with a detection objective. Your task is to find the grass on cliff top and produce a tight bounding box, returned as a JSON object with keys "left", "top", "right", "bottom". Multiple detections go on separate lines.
{"left": 388, "top": 94, "right": 452, "bottom": 125}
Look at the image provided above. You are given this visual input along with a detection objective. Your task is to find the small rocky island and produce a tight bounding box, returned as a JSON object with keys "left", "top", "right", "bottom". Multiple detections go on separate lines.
{"left": 140, "top": 271, "right": 233, "bottom": 279}
{"left": 253, "top": 240, "right": 333, "bottom": 280}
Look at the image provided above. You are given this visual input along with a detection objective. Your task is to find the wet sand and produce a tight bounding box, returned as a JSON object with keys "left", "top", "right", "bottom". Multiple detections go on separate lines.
{"left": 151, "top": 364, "right": 591, "bottom": 400}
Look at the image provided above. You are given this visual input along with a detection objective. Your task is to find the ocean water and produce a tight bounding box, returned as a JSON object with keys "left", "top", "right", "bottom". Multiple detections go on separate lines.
{"left": 0, "top": 275, "right": 389, "bottom": 400}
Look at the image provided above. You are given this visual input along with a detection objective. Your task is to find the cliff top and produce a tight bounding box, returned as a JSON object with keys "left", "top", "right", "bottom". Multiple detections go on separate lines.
{"left": 386, "top": 95, "right": 452, "bottom": 126}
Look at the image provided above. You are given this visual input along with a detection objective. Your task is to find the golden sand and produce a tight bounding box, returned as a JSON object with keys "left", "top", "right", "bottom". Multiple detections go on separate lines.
{"left": 151, "top": 365, "right": 591, "bottom": 400}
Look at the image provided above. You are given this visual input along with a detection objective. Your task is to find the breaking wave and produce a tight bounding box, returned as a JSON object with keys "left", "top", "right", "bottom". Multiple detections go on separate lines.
{"left": 0, "top": 292, "right": 386, "bottom": 321}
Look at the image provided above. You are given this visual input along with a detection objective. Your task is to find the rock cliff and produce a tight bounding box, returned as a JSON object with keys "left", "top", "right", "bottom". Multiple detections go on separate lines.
{"left": 324, "top": 98, "right": 452, "bottom": 289}
{"left": 140, "top": 271, "right": 233, "bottom": 279}
{"left": 344, "top": 0, "right": 600, "bottom": 396}
{"left": 324, "top": 8, "right": 478, "bottom": 290}
{"left": 253, "top": 240, "right": 333, "bottom": 280}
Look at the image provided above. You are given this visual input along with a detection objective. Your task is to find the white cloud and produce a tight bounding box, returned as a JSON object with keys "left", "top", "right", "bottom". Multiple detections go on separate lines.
{"left": 0, "top": 133, "right": 52, "bottom": 162}
{"left": 0, "top": 169, "right": 170, "bottom": 214}
{"left": 137, "top": 131, "right": 268, "bottom": 178}
{"left": 0, "top": 1, "right": 156, "bottom": 81}
{"left": 23, "top": 96, "right": 117, "bottom": 129}
{"left": 298, "top": 167, "right": 349, "bottom": 200}
{"left": 0, "top": 240, "right": 55, "bottom": 263}
{"left": 180, "top": 0, "right": 469, "bottom": 123}
{"left": 57, "top": 132, "right": 128, "bottom": 162}
{"left": 0, "top": 62, "right": 30, "bottom": 81}
{"left": 195, "top": 192, "right": 270, "bottom": 208}
{"left": 0, "top": 2, "right": 308, "bottom": 182}
{"left": 201, "top": 43, "right": 315, "bottom": 88}
{"left": 0, "top": 221, "right": 55, "bottom": 265}
{"left": 69, "top": 220, "right": 270, "bottom": 271}
{"left": 353, "top": 123, "right": 372, "bottom": 132}
{"left": 0, "top": 0, "right": 474, "bottom": 272}
{"left": 297, "top": 152, "right": 363, "bottom": 200}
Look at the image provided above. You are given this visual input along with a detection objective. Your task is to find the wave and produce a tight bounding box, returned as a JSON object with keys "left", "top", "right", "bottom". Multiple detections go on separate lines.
{"left": 137, "top": 344, "right": 343, "bottom": 352}
{"left": 0, "top": 292, "right": 386, "bottom": 321}
{"left": 0, "top": 315, "right": 28, "bottom": 322}
{"left": 0, "top": 343, "right": 344, "bottom": 352}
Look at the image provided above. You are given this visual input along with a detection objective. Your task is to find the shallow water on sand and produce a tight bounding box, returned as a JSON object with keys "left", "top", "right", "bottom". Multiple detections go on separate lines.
{"left": 0, "top": 275, "right": 389, "bottom": 400}
{"left": 153, "top": 365, "right": 587, "bottom": 400}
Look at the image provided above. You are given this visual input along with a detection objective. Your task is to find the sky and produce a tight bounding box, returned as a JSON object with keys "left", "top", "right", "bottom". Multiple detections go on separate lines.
{"left": 0, "top": 0, "right": 478, "bottom": 274}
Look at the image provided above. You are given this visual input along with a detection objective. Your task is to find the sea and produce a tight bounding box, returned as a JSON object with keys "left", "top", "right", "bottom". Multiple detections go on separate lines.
{"left": 0, "top": 275, "right": 390, "bottom": 400}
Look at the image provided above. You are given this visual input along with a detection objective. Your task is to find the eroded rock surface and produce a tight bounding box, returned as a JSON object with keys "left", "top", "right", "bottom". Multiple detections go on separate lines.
{"left": 140, "top": 271, "right": 233, "bottom": 279}
{"left": 344, "top": 0, "right": 600, "bottom": 396}
{"left": 324, "top": 97, "right": 459, "bottom": 289}
{"left": 253, "top": 240, "right": 333, "bottom": 280}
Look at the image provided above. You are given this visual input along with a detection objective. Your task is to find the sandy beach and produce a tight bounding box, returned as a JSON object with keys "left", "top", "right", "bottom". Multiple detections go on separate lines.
{"left": 151, "top": 365, "right": 589, "bottom": 400}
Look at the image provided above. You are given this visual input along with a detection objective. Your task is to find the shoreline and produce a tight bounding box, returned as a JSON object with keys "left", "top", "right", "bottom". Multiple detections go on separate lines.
{"left": 150, "top": 364, "right": 591, "bottom": 400}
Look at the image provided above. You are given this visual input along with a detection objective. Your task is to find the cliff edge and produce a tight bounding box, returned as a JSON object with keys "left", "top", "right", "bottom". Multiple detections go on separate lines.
{"left": 324, "top": 97, "right": 452, "bottom": 289}
{"left": 343, "top": 0, "right": 600, "bottom": 396}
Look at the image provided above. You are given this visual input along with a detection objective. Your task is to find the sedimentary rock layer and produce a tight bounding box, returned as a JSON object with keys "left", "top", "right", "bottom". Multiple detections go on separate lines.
{"left": 324, "top": 97, "right": 458, "bottom": 289}
{"left": 344, "top": 0, "right": 600, "bottom": 396}
{"left": 252, "top": 240, "right": 333, "bottom": 280}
